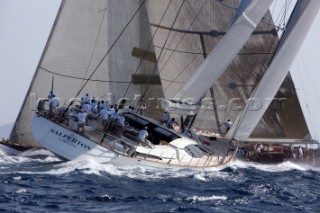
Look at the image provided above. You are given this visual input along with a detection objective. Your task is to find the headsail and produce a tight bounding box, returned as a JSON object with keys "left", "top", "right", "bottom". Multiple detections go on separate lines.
{"left": 11, "top": 0, "right": 163, "bottom": 147}
{"left": 228, "top": 0, "right": 320, "bottom": 141}
{"left": 10, "top": 0, "right": 310, "bottom": 148}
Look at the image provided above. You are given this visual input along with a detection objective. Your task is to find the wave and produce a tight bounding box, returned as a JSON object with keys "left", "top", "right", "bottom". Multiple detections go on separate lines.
{"left": 186, "top": 195, "right": 228, "bottom": 202}
{"left": 230, "top": 159, "right": 320, "bottom": 172}
{"left": 0, "top": 145, "right": 319, "bottom": 178}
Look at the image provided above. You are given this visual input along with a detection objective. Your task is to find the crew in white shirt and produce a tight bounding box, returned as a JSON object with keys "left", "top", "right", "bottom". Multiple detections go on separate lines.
{"left": 103, "top": 100, "right": 111, "bottom": 111}
{"left": 138, "top": 126, "right": 149, "bottom": 142}
{"left": 48, "top": 91, "right": 54, "bottom": 100}
{"left": 161, "top": 111, "right": 170, "bottom": 124}
{"left": 138, "top": 126, "right": 153, "bottom": 148}
{"left": 49, "top": 94, "right": 59, "bottom": 121}
{"left": 82, "top": 102, "right": 92, "bottom": 114}
{"left": 108, "top": 109, "right": 119, "bottom": 132}
{"left": 77, "top": 107, "right": 87, "bottom": 134}
{"left": 84, "top": 93, "right": 90, "bottom": 104}
{"left": 100, "top": 107, "right": 109, "bottom": 131}
{"left": 115, "top": 114, "right": 126, "bottom": 136}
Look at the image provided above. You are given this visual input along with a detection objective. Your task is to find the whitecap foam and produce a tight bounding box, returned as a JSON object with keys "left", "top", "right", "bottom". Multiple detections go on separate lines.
{"left": 186, "top": 195, "right": 227, "bottom": 202}
{"left": 2, "top": 147, "right": 319, "bottom": 178}
{"left": 19, "top": 148, "right": 55, "bottom": 158}
{"left": 39, "top": 160, "right": 226, "bottom": 180}
{"left": 16, "top": 188, "right": 27, "bottom": 193}
{"left": 193, "top": 170, "right": 233, "bottom": 182}
{"left": 230, "top": 159, "right": 318, "bottom": 172}
{"left": 13, "top": 176, "right": 22, "bottom": 181}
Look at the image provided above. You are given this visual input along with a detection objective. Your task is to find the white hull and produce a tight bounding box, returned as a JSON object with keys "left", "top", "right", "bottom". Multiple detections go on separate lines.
{"left": 32, "top": 114, "right": 236, "bottom": 170}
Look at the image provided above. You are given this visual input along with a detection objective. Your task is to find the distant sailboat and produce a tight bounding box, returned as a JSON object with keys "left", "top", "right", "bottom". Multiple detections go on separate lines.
{"left": 229, "top": 0, "right": 320, "bottom": 163}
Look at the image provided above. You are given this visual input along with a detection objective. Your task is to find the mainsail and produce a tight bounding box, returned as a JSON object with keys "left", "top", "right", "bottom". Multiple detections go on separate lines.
{"left": 11, "top": 0, "right": 163, "bottom": 147}
{"left": 228, "top": 0, "right": 320, "bottom": 141}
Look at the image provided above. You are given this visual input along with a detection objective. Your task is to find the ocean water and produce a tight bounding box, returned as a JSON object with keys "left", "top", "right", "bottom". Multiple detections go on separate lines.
{"left": 0, "top": 144, "right": 319, "bottom": 213}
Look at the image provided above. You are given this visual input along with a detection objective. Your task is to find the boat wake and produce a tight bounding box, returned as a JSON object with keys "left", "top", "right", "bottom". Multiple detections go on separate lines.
{"left": 230, "top": 159, "right": 320, "bottom": 172}
{"left": 0, "top": 145, "right": 319, "bottom": 178}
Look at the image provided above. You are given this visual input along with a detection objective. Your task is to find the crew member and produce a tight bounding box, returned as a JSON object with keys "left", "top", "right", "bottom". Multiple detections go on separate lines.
{"left": 225, "top": 119, "right": 232, "bottom": 133}
{"left": 77, "top": 107, "right": 87, "bottom": 134}
{"left": 138, "top": 126, "right": 152, "bottom": 147}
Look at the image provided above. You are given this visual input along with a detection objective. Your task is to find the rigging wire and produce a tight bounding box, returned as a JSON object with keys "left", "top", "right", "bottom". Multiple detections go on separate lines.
{"left": 151, "top": 0, "right": 276, "bottom": 92}
{"left": 256, "top": 0, "right": 296, "bottom": 78}
{"left": 154, "top": 45, "right": 274, "bottom": 56}
{"left": 271, "top": 0, "right": 295, "bottom": 36}
{"left": 296, "top": 55, "right": 319, "bottom": 137}
{"left": 153, "top": 1, "right": 256, "bottom": 131}
{"left": 64, "top": 0, "right": 146, "bottom": 109}
{"left": 121, "top": 0, "right": 173, "bottom": 98}
{"left": 156, "top": 0, "right": 211, "bottom": 65}
{"left": 78, "top": 2, "right": 109, "bottom": 92}
{"left": 162, "top": 56, "right": 198, "bottom": 91}
{"left": 256, "top": 0, "right": 292, "bottom": 78}
{"left": 41, "top": 67, "right": 132, "bottom": 83}
{"left": 228, "top": 0, "right": 297, "bottom": 140}
{"left": 139, "top": 0, "right": 186, "bottom": 102}
{"left": 140, "top": 0, "right": 274, "bottom": 132}
{"left": 142, "top": 0, "right": 209, "bottom": 96}
{"left": 215, "top": 0, "right": 287, "bottom": 31}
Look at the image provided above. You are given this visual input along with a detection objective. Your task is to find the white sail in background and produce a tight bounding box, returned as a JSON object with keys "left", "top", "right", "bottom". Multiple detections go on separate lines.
{"left": 229, "top": 0, "right": 320, "bottom": 141}
{"left": 11, "top": 0, "right": 163, "bottom": 147}
{"left": 291, "top": 25, "right": 320, "bottom": 140}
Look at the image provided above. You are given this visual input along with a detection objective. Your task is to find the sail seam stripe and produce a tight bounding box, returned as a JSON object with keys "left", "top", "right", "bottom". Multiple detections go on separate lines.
{"left": 145, "top": 0, "right": 209, "bottom": 96}
{"left": 153, "top": 45, "right": 274, "bottom": 55}
{"left": 140, "top": 0, "right": 187, "bottom": 101}
{"left": 122, "top": 0, "right": 173, "bottom": 98}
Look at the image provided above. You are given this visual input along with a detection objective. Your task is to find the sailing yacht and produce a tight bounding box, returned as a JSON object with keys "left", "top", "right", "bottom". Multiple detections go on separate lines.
{"left": 32, "top": 0, "right": 278, "bottom": 169}
{"left": 29, "top": 0, "right": 272, "bottom": 168}
{"left": 6, "top": 0, "right": 320, "bottom": 167}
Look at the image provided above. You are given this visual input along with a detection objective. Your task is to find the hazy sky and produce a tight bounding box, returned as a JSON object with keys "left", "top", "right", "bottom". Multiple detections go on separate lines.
{"left": 0, "top": 0, "right": 319, "bottom": 139}
{"left": 0, "top": 0, "right": 61, "bottom": 138}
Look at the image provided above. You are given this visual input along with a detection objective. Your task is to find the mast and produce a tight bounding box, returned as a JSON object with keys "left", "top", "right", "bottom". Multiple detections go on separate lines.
{"left": 228, "top": 0, "right": 320, "bottom": 141}
{"left": 192, "top": 0, "right": 256, "bottom": 134}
